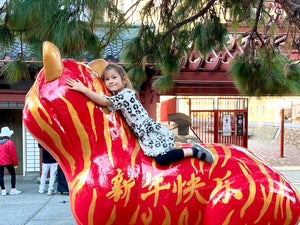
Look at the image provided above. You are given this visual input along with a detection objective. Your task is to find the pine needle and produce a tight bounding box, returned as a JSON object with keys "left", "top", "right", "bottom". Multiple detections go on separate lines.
{"left": 1, "top": 59, "right": 30, "bottom": 84}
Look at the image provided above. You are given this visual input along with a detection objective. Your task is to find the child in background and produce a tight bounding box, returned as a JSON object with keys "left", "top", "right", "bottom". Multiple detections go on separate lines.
{"left": 66, "top": 63, "right": 215, "bottom": 165}
{"left": 0, "top": 126, "right": 22, "bottom": 196}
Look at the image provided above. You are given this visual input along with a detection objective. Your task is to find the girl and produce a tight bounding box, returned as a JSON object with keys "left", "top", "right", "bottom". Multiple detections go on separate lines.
{"left": 66, "top": 63, "right": 215, "bottom": 165}
{"left": 0, "top": 126, "right": 22, "bottom": 196}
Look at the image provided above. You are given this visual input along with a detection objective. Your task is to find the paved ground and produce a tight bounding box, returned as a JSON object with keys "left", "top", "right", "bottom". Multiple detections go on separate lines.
{"left": 248, "top": 139, "right": 300, "bottom": 169}
{"left": 0, "top": 139, "right": 299, "bottom": 225}
{"left": 0, "top": 175, "right": 75, "bottom": 225}
{"left": 248, "top": 139, "right": 300, "bottom": 209}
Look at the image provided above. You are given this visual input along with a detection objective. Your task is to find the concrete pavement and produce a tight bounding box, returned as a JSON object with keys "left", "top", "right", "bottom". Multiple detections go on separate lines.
{"left": 0, "top": 174, "right": 75, "bottom": 225}
{"left": 0, "top": 140, "right": 299, "bottom": 225}
{"left": 248, "top": 139, "right": 300, "bottom": 205}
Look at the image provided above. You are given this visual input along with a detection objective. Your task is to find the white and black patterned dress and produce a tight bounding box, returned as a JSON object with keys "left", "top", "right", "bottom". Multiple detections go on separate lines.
{"left": 104, "top": 88, "right": 175, "bottom": 157}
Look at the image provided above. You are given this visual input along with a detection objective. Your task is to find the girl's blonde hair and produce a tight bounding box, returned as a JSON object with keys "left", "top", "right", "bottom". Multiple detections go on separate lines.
{"left": 101, "top": 63, "right": 134, "bottom": 91}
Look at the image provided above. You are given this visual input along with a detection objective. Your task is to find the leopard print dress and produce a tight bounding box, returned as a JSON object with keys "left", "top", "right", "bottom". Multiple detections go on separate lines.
{"left": 105, "top": 88, "right": 175, "bottom": 157}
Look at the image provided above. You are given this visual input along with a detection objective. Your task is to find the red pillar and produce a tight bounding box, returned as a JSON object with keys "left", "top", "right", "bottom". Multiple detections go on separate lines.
{"left": 214, "top": 110, "right": 219, "bottom": 144}
{"left": 280, "top": 108, "right": 284, "bottom": 158}
{"left": 139, "top": 82, "right": 159, "bottom": 121}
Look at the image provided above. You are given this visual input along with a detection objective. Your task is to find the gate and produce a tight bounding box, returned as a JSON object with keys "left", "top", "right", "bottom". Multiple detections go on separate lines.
{"left": 176, "top": 97, "right": 248, "bottom": 148}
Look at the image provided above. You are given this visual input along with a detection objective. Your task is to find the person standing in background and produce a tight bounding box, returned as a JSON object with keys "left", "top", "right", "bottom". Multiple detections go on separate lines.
{"left": 38, "top": 143, "right": 58, "bottom": 195}
{"left": 0, "top": 126, "right": 22, "bottom": 196}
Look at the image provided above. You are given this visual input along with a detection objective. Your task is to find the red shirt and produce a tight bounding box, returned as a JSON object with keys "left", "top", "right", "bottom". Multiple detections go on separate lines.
{"left": 0, "top": 139, "right": 18, "bottom": 166}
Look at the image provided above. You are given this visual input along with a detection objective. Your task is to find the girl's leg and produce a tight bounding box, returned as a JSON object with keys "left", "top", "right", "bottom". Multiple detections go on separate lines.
{"left": 154, "top": 144, "right": 215, "bottom": 165}
{"left": 6, "top": 165, "right": 21, "bottom": 195}
{"left": 6, "top": 164, "right": 16, "bottom": 189}
{"left": 0, "top": 165, "right": 5, "bottom": 190}
{"left": 154, "top": 149, "right": 184, "bottom": 165}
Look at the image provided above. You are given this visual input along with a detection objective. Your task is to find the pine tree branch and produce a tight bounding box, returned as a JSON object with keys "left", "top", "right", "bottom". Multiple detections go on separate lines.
{"left": 252, "top": 0, "right": 264, "bottom": 35}
{"left": 144, "top": 0, "right": 218, "bottom": 57}
{"left": 244, "top": 0, "right": 265, "bottom": 52}
{"left": 275, "top": 0, "right": 300, "bottom": 30}
{"left": 97, "top": 0, "right": 142, "bottom": 51}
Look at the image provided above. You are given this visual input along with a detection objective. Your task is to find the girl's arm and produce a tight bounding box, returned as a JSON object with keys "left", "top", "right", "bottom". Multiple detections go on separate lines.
{"left": 66, "top": 78, "right": 113, "bottom": 107}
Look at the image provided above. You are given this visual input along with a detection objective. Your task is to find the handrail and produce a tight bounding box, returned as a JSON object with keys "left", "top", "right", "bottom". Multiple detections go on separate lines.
{"left": 190, "top": 126, "right": 203, "bottom": 143}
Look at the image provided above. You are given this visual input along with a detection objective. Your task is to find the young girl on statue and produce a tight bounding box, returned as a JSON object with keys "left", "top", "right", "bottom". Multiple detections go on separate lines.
{"left": 66, "top": 63, "right": 215, "bottom": 165}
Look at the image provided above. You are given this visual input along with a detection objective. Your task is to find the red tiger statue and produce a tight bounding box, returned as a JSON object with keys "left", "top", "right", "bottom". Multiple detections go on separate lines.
{"left": 23, "top": 41, "right": 300, "bottom": 225}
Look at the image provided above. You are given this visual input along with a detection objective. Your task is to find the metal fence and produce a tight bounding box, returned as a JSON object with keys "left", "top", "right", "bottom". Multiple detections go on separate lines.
{"left": 176, "top": 96, "right": 248, "bottom": 147}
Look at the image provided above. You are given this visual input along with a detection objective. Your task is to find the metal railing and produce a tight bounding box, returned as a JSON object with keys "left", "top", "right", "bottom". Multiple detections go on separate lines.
{"left": 175, "top": 96, "right": 248, "bottom": 147}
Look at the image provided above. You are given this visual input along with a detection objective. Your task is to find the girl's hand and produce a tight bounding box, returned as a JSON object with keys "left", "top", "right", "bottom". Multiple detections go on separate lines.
{"left": 66, "top": 78, "right": 113, "bottom": 106}
{"left": 66, "top": 78, "right": 85, "bottom": 93}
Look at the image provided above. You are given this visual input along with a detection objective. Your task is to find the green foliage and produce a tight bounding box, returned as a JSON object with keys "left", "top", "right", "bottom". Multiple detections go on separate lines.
{"left": 120, "top": 24, "right": 189, "bottom": 92}
{"left": 84, "top": 33, "right": 101, "bottom": 58}
{"left": 120, "top": 36, "right": 145, "bottom": 69}
{"left": 0, "top": 0, "right": 298, "bottom": 96}
{"left": 224, "top": 0, "right": 258, "bottom": 21}
{"left": 127, "top": 67, "right": 147, "bottom": 87}
{"left": 2, "top": 0, "right": 122, "bottom": 60}
{"left": 228, "top": 48, "right": 300, "bottom": 96}
{"left": 120, "top": 27, "right": 156, "bottom": 88}
{"left": 158, "top": 34, "right": 180, "bottom": 73}
{"left": 8, "top": 0, "right": 59, "bottom": 33}
{"left": 159, "top": 51, "right": 180, "bottom": 75}
{"left": 1, "top": 59, "right": 30, "bottom": 84}
{"left": 25, "top": 38, "right": 44, "bottom": 60}
{"left": 193, "top": 18, "right": 228, "bottom": 56}
{"left": 0, "top": 25, "right": 13, "bottom": 45}
{"left": 153, "top": 74, "right": 174, "bottom": 94}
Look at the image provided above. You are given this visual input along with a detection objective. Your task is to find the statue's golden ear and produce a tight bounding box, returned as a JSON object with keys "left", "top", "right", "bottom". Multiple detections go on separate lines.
{"left": 43, "top": 41, "right": 64, "bottom": 82}
{"left": 88, "top": 59, "right": 108, "bottom": 77}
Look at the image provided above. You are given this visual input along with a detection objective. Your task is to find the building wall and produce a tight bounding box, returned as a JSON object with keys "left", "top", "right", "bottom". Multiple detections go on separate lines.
{"left": 24, "top": 128, "right": 40, "bottom": 175}
{"left": 248, "top": 96, "right": 300, "bottom": 123}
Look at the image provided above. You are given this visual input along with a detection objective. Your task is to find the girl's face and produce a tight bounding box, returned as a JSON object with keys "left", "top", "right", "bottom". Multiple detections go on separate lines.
{"left": 103, "top": 69, "right": 126, "bottom": 93}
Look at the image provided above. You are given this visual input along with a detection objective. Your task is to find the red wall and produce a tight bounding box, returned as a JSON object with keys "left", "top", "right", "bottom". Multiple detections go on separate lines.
{"left": 160, "top": 97, "right": 176, "bottom": 122}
